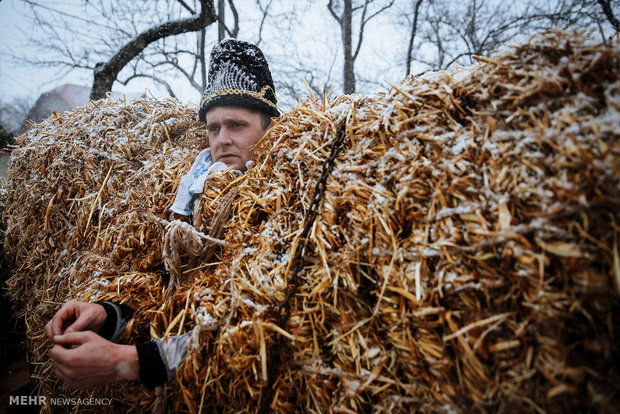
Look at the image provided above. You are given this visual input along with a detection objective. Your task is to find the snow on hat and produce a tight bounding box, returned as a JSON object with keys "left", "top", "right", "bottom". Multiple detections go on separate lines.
{"left": 198, "top": 39, "right": 279, "bottom": 122}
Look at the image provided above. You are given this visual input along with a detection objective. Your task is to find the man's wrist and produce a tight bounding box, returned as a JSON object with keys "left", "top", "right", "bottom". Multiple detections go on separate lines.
{"left": 113, "top": 344, "right": 140, "bottom": 382}
{"left": 96, "top": 304, "right": 109, "bottom": 327}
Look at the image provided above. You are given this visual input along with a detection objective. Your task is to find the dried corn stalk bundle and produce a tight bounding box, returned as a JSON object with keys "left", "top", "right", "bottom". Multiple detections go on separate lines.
{"left": 2, "top": 97, "right": 209, "bottom": 409}
{"left": 172, "top": 30, "right": 619, "bottom": 413}
{"left": 2, "top": 29, "right": 619, "bottom": 413}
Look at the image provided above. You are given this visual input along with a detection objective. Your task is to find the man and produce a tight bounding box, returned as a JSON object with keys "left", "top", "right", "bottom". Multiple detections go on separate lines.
{"left": 45, "top": 38, "right": 279, "bottom": 390}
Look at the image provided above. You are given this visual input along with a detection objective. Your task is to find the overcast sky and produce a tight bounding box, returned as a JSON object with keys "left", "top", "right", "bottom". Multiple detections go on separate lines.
{"left": 0, "top": 1, "right": 52, "bottom": 101}
{"left": 0, "top": 0, "right": 399, "bottom": 107}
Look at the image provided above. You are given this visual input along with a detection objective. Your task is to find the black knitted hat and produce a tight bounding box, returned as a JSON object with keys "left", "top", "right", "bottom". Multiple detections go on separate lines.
{"left": 198, "top": 39, "right": 279, "bottom": 122}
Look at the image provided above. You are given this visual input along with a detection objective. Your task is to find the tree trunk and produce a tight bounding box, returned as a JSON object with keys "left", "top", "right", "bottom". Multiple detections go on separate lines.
{"left": 90, "top": 0, "right": 216, "bottom": 101}
{"left": 200, "top": 28, "right": 207, "bottom": 91}
{"left": 218, "top": 0, "right": 226, "bottom": 41}
{"left": 406, "top": 0, "right": 424, "bottom": 77}
{"left": 91, "top": 64, "right": 117, "bottom": 101}
{"left": 343, "top": 0, "right": 355, "bottom": 94}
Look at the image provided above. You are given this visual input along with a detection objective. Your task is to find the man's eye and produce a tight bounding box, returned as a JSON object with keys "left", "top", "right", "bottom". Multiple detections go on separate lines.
{"left": 231, "top": 122, "right": 244, "bottom": 128}
{"left": 207, "top": 126, "right": 219, "bottom": 133}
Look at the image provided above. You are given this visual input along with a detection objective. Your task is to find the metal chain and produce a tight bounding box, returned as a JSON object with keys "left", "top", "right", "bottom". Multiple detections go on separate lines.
{"left": 278, "top": 122, "right": 348, "bottom": 326}
{"left": 260, "top": 122, "right": 348, "bottom": 413}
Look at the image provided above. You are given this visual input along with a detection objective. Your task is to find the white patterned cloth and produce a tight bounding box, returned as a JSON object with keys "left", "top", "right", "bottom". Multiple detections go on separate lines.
{"left": 170, "top": 148, "right": 252, "bottom": 216}
{"left": 170, "top": 149, "right": 228, "bottom": 216}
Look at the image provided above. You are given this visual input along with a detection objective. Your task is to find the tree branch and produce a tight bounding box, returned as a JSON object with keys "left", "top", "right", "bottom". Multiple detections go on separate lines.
{"left": 176, "top": 0, "right": 196, "bottom": 14}
{"left": 119, "top": 73, "right": 177, "bottom": 98}
{"left": 406, "top": 0, "right": 424, "bottom": 76}
{"left": 352, "top": 0, "right": 370, "bottom": 61}
{"left": 255, "top": 0, "right": 273, "bottom": 46}
{"left": 328, "top": 0, "right": 343, "bottom": 24}
{"left": 597, "top": 0, "right": 619, "bottom": 31}
{"left": 90, "top": 0, "right": 216, "bottom": 100}
{"left": 353, "top": 0, "right": 394, "bottom": 61}
{"left": 362, "top": 0, "right": 394, "bottom": 24}
{"left": 226, "top": 0, "right": 240, "bottom": 38}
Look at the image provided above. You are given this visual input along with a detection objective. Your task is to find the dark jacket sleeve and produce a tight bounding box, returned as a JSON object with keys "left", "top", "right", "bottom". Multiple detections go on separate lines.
{"left": 97, "top": 301, "right": 189, "bottom": 390}
{"left": 96, "top": 301, "right": 133, "bottom": 341}
{"left": 136, "top": 340, "right": 169, "bottom": 390}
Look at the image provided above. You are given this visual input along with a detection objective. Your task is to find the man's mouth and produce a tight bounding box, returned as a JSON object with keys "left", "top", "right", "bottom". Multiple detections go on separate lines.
{"left": 218, "top": 153, "right": 238, "bottom": 163}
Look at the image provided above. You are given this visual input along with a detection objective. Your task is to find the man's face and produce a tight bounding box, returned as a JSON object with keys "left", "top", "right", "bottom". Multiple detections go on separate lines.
{"left": 206, "top": 106, "right": 266, "bottom": 171}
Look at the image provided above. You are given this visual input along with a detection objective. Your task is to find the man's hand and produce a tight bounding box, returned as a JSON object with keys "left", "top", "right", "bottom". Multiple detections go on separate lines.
{"left": 45, "top": 300, "right": 107, "bottom": 340}
{"left": 49, "top": 331, "right": 139, "bottom": 389}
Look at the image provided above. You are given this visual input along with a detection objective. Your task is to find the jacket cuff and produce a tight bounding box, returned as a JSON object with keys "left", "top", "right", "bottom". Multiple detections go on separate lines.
{"left": 96, "top": 302, "right": 118, "bottom": 340}
{"left": 95, "top": 301, "right": 133, "bottom": 341}
{"left": 136, "top": 340, "right": 168, "bottom": 390}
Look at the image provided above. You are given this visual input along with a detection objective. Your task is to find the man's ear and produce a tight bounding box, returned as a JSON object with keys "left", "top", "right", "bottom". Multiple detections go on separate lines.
{"left": 260, "top": 112, "right": 273, "bottom": 130}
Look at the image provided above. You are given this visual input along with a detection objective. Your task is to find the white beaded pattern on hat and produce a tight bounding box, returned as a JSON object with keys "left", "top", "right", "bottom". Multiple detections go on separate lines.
{"left": 205, "top": 61, "right": 256, "bottom": 95}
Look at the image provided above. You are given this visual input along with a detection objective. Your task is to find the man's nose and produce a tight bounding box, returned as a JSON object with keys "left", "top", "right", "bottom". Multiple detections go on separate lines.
{"left": 216, "top": 127, "right": 232, "bottom": 145}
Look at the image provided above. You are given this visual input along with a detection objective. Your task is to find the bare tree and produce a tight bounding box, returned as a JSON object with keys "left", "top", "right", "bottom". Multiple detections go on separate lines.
{"left": 10, "top": 0, "right": 326, "bottom": 107}
{"left": 395, "top": 0, "right": 617, "bottom": 75}
{"left": 244, "top": 1, "right": 338, "bottom": 103}
{"left": 273, "top": 47, "right": 339, "bottom": 103}
{"left": 328, "top": 0, "right": 394, "bottom": 94}
{"left": 13, "top": 1, "right": 222, "bottom": 101}
{"left": 6, "top": 0, "right": 617, "bottom": 109}
{"left": 90, "top": 0, "right": 217, "bottom": 100}
{"left": 136, "top": 0, "right": 239, "bottom": 97}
